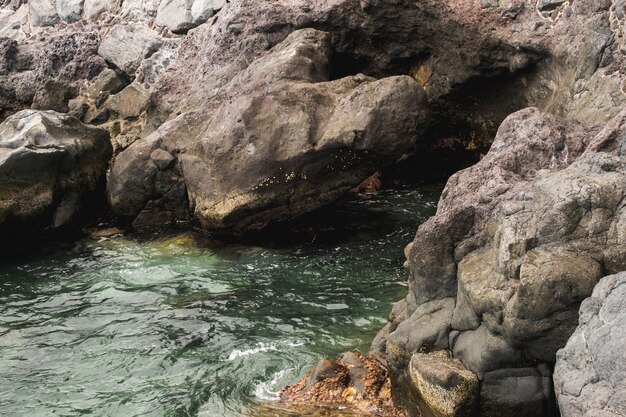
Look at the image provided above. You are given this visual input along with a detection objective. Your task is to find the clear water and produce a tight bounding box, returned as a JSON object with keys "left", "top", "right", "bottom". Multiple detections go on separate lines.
{"left": 0, "top": 186, "right": 440, "bottom": 417}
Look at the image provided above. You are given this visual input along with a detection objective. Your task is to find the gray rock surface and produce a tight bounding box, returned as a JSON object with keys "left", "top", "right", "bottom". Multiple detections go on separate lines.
{"left": 97, "top": 24, "right": 163, "bottom": 77}
{"left": 108, "top": 28, "right": 427, "bottom": 230}
{"left": 379, "top": 107, "right": 626, "bottom": 417}
{"left": 155, "top": 0, "right": 225, "bottom": 32}
{"left": 0, "top": 110, "right": 112, "bottom": 237}
{"left": 28, "top": 0, "right": 59, "bottom": 27}
{"left": 554, "top": 272, "right": 626, "bottom": 417}
{"left": 56, "top": 0, "right": 84, "bottom": 23}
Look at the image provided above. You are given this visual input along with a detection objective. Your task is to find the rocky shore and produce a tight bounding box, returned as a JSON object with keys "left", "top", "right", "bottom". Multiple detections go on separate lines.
{"left": 1, "top": 0, "right": 625, "bottom": 416}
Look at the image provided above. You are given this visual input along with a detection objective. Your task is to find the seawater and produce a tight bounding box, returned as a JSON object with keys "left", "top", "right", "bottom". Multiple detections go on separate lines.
{"left": 0, "top": 186, "right": 440, "bottom": 417}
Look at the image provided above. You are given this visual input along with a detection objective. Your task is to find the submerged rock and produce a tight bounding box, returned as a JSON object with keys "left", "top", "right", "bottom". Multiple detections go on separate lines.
{"left": 0, "top": 110, "right": 111, "bottom": 239}
{"left": 107, "top": 28, "right": 427, "bottom": 230}
{"left": 554, "top": 272, "right": 626, "bottom": 417}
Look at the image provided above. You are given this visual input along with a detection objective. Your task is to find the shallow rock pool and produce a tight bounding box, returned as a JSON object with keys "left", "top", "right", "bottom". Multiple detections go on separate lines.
{"left": 0, "top": 186, "right": 439, "bottom": 417}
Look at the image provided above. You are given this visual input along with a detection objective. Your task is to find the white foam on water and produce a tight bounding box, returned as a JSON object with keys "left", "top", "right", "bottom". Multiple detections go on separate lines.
{"left": 254, "top": 368, "right": 295, "bottom": 401}
{"left": 227, "top": 340, "right": 304, "bottom": 361}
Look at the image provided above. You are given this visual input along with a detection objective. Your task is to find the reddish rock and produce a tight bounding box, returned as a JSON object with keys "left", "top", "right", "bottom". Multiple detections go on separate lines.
{"left": 281, "top": 351, "right": 405, "bottom": 417}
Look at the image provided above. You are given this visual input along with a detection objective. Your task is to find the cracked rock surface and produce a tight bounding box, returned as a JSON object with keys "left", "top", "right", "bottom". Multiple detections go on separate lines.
{"left": 554, "top": 272, "right": 626, "bottom": 417}
{"left": 377, "top": 108, "right": 626, "bottom": 416}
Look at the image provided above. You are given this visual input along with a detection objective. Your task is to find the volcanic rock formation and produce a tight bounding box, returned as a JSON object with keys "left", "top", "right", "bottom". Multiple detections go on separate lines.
{"left": 374, "top": 108, "right": 626, "bottom": 416}
{"left": 107, "top": 28, "right": 427, "bottom": 230}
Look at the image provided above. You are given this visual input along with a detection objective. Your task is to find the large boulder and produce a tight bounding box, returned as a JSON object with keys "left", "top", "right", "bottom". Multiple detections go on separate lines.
{"left": 554, "top": 272, "right": 626, "bottom": 417}
{"left": 377, "top": 107, "right": 626, "bottom": 417}
{"left": 0, "top": 110, "right": 112, "bottom": 240}
{"left": 107, "top": 28, "right": 427, "bottom": 230}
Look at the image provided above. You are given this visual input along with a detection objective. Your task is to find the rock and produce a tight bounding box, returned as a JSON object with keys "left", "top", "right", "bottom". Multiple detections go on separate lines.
{"left": 139, "top": 39, "right": 180, "bottom": 86}
{"left": 67, "top": 96, "right": 89, "bottom": 119}
{"left": 380, "top": 108, "right": 626, "bottom": 416}
{"left": 1, "top": 31, "right": 107, "bottom": 120}
{"left": 303, "top": 358, "right": 343, "bottom": 391}
{"left": 107, "top": 83, "right": 148, "bottom": 118}
{"left": 156, "top": 0, "right": 225, "bottom": 33}
{"left": 32, "top": 79, "right": 72, "bottom": 112}
{"left": 121, "top": 0, "right": 159, "bottom": 22}
{"left": 0, "top": 110, "right": 112, "bottom": 239}
{"left": 191, "top": 0, "right": 225, "bottom": 24}
{"left": 554, "top": 272, "right": 626, "bottom": 417}
{"left": 108, "top": 28, "right": 427, "bottom": 231}
{"left": 0, "top": 37, "right": 16, "bottom": 76}
{"left": 150, "top": 148, "right": 175, "bottom": 171}
{"left": 83, "top": 0, "right": 113, "bottom": 20}
{"left": 281, "top": 351, "right": 403, "bottom": 417}
{"left": 387, "top": 298, "right": 455, "bottom": 359}
{"left": 452, "top": 325, "right": 523, "bottom": 379}
{"left": 537, "top": 0, "right": 567, "bottom": 12}
{"left": 408, "top": 351, "right": 479, "bottom": 417}
{"left": 0, "top": 4, "right": 28, "bottom": 41}
{"left": 56, "top": 0, "right": 84, "bottom": 23}
{"left": 481, "top": 367, "right": 556, "bottom": 417}
{"left": 85, "top": 107, "right": 109, "bottom": 125}
{"left": 97, "top": 24, "right": 163, "bottom": 77}
{"left": 29, "top": 0, "right": 59, "bottom": 27}
{"left": 87, "top": 68, "right": 126, "bottom": 97}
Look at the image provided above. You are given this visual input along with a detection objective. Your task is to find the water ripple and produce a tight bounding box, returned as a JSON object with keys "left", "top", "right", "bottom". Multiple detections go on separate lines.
{"left": 0, "top": 186, "right": 440, "bottom": 417}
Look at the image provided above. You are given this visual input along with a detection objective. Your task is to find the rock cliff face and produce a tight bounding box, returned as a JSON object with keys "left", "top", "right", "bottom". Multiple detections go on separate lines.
{"left": 376, "top": 108, "right": 626, "bottom": 416}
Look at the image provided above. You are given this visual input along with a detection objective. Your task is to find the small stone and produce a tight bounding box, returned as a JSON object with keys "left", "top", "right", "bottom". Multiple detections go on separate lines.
{"left": 88, "top": 68, "right": 126, "bottom": 97}
{"left": 107, "top": 83, "right": 148, "bottom": 118}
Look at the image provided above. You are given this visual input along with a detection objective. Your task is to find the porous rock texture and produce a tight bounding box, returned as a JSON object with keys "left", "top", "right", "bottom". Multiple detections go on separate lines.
{"left": 554, "top": 272, "right": 626, "bottom": 417}
{"left": 280, "top": 351, "right": 404, "bottom": 417}
{"left": 0, "top": 110, "right": 112, "bottom": 240}
{"left": 375, "top": 107, "right": 626, "bottom": 417}
{"left": 107, "top": 28, "right": 427, "bottom": 230}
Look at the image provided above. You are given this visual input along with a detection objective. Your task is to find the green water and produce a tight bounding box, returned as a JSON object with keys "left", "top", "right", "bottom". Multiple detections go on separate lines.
{"left": 0, "top": 186, "right": 440, "bottom": 417}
